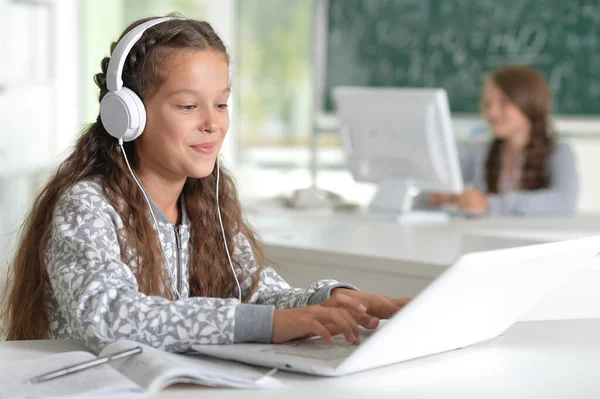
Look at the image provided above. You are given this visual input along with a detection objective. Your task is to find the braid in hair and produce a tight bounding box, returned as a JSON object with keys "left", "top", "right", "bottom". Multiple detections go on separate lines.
{"left": 521, "top": 119, "right": 554, "bottom": 190}
{"left": 485, "top": 139, "right": 503, "bottom": 193}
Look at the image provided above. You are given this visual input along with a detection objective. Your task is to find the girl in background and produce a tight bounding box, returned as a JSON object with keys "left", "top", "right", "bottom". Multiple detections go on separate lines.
{"left": 431, "top": 65, "right": 578, "bottom": 216}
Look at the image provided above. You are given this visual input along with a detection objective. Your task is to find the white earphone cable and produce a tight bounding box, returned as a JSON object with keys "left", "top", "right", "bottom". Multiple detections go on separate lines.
{"left": 119, "top": 140, "right": 240, "bottom": 302}
{"left": 216, "top": 161, "right": 243, "bottom": 302}
{"left": 119, "top": 139, "right": 182, "bottom": 300}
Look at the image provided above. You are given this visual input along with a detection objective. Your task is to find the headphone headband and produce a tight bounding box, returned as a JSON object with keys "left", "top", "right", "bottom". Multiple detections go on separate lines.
{"left": 101, "top": 16, "right": 184, "bottom": 142}
{"left": 106, "top": 17, "right": 182, "bottom": 92}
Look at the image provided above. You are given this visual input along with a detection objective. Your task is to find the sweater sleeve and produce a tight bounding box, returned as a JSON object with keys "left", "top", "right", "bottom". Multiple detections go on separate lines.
{"left": 46, "top": 185, "right": 273, "bottom": 354}
{"left": 234, "top": 234, "right": 358, "bottom": 309}
{"left": 487, "top": 143, "right": 579, "bottom": 216}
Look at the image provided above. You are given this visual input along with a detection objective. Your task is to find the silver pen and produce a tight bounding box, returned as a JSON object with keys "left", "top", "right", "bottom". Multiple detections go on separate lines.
{"left": 24, "top": 346, "right": 143, "bottom": 385}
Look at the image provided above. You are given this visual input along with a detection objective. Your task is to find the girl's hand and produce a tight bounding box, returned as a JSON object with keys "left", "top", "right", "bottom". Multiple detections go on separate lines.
{"left": 272, "top": 292, "right": 374, "bottom": 345}
{"left": 429, "top": 193, "right": 458, "bottom": 205}
{"left": 271, "top": 289, "right": 411, "bottom": 345}
{"left": 330, "top": 289, "right": 410, "bottom": 320}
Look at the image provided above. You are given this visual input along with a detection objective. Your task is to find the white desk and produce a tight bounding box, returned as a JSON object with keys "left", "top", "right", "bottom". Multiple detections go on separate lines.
{"left": 247, "top": 210, "right": 600, "bottom": 320}
{"left": 2, "top": 318, "right": 600, "bottom": 398}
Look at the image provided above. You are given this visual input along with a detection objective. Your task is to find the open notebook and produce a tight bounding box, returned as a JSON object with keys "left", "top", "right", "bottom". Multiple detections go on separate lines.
{"left": 0, "top": 340, "right": 282, "bottom": 399}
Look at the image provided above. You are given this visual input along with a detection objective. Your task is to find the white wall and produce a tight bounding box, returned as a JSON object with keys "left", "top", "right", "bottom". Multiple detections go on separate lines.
{"left": 206, "top": 0, "right": 238, "bottom": 169}
{"left": 0, "top": 0, "right": 80, "bottom": 270}
{"left": 52, "top": 0, "right": 82, "bottom": 160}
{"left": 569, "top": 138, "right": 600, "bottom": 213}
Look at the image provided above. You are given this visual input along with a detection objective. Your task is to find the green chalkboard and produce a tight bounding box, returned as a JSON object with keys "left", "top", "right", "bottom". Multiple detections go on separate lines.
{"left": 325, "top": 0, "right": 600, "bottom": 114}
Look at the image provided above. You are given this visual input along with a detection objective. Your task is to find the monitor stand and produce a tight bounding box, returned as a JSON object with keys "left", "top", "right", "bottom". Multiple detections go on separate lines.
{"left": 368, "top": 178, "right": 450, "bottom": 223}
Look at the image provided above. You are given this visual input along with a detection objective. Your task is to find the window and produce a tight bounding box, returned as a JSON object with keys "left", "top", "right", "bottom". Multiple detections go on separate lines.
{"left": 237, "top": 0, "right": 319, "bottom": 166}
{"left": 123, "top": 0, "right": 207, "bottom": 22}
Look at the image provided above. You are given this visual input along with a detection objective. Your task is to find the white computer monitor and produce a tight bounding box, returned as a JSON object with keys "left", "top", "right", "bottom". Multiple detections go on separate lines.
{"left": 333, "top": 87, "right": 463, "bottom": 218}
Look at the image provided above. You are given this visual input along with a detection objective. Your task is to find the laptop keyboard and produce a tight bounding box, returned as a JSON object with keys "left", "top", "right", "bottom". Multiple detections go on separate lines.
{"left": 259, "top": 328, "right": 377, "bottom": 361}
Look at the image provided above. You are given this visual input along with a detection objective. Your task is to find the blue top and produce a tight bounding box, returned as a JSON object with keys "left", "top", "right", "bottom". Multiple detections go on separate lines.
{"left": 461, "top": 141, "right": 578, "bottom": 216}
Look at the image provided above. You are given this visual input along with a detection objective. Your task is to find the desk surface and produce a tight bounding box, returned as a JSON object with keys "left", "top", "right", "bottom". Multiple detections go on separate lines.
{"left": 2, "top": 318, "right": 600, "bottom": 398}
{"left": 248, "top": 211, "right": 600, "bottom": 274}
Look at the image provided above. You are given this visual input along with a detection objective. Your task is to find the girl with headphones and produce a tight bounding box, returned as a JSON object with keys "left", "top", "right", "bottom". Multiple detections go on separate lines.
{"left": 1, "top": 15, "right": 409, "bottom": 353}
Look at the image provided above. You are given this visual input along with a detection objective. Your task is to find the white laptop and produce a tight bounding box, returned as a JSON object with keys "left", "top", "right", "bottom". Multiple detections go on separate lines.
{"left": 192, "top": 236, "right": 600, "bottom": 376}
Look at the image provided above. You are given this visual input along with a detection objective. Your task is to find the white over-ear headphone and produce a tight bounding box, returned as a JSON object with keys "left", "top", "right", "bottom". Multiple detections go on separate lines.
{"left": 99, "top": 17, "right": 243, "bottom": 302}
{"left": 100, "top": 17, "right": 180, "bottom": 142}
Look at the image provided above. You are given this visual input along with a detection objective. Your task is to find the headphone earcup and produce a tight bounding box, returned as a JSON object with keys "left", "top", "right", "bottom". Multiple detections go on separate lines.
{"left": 99, "top": 87, "right": 147, "bottom": 142}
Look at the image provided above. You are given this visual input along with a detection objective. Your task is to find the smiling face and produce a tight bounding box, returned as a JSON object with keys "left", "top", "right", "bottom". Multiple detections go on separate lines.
{"left": 481, "top": 80, "right": 531, "bottom": 141}
{"left": 135, "top": 50, "right": 230, "bottom": 181}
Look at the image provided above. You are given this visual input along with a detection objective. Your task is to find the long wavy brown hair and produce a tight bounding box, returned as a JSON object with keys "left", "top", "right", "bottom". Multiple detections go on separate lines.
{"left": 484, "top": 65, "right": 555, "bottom": 193}
{"left": 1, "top": 16, "right": 263, "bottom": 340}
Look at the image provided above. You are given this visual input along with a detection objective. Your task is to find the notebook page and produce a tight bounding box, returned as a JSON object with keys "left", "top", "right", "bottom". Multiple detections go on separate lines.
{"left": 0, "top": 351, "right": 142, "bottom": 399}
{"left": 100, "top": 340, "right": 283, "bottom": 392}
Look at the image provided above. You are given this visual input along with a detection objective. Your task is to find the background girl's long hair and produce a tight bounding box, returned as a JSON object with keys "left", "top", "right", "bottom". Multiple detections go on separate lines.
{"left": 484, "top": 65, "right": 555, "bottom": 193}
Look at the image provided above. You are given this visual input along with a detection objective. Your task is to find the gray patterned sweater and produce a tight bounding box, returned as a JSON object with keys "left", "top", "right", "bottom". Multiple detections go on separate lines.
{"left": 45, "top": 180, "right": 350, "bottom": 354}
{"left": 459, "top": 142, "right": 578, "bottom": 216}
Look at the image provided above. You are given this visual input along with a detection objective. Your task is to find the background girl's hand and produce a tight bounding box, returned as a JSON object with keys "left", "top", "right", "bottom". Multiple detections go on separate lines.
{"left": 457, "top": 188, "right": 489, "bottom": 214}
{"left": 429, "top": 193, "right": 458, "bottom": 205}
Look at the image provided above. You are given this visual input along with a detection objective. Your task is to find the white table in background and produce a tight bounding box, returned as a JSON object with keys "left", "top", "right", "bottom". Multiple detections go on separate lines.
{"left": 246, "top": 209, "right": 600, "bottom": 321}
